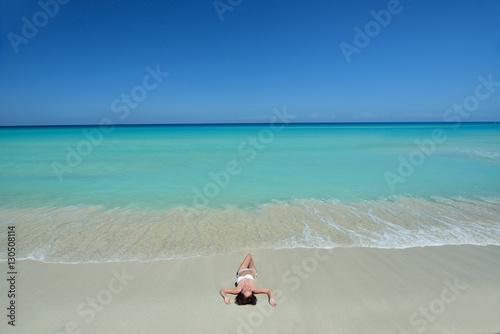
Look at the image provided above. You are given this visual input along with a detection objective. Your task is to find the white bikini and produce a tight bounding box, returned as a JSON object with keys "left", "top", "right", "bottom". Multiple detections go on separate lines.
{"left": 236, "top": 274, "right": 254, "bottom": 284}
{"left": 235, "top": 268, "right": 258, "bottom": 286}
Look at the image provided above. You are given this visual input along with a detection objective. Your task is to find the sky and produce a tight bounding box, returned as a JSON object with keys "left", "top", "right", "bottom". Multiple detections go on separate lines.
{"left": 0, "top": 0, "right": 499, "bottom": 125}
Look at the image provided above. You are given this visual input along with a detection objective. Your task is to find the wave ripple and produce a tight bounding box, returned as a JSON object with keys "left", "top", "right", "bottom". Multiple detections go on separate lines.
{"left": 0, "top": 196, "right": 499, "bottom": 263}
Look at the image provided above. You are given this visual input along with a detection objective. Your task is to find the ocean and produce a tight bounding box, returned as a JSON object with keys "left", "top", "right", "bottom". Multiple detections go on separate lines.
{"left": 0, "top": 123, "right": 499, "bottom": 263}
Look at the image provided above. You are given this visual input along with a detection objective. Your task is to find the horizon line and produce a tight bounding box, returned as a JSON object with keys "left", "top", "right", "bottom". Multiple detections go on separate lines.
{"left": 1, "top": 121, "right": 499, "bottom": 128}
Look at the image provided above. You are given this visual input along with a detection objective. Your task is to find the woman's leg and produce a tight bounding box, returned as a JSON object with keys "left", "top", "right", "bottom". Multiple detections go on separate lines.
{"left": 238, "top": 253, "right": 253, "bottom": 272}
{"left": 248, "top": 257, "right": 256, "bottom": 271}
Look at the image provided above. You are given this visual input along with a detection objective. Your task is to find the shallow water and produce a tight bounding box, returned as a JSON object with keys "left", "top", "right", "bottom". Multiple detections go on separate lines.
{"left": 1, "top": 123, "right": 499, "bottom": 262}
{"left": 0, "top": 196, "right": 499, "bottom": 263}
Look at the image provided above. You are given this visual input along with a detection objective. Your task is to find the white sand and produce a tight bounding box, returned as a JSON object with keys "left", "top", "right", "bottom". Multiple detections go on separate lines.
{"left": 1, "top": 245, "right": 499, "bottom": 333}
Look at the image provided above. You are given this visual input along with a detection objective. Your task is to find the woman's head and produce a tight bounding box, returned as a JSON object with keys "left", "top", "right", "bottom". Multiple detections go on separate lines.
{"left": 235, "top": 292, "right": 257, "bottom": 306}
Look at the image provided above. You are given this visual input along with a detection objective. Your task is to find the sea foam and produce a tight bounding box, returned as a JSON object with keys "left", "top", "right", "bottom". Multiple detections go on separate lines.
{"left": 1, "top": 196, "right": 499, "bottom": 263}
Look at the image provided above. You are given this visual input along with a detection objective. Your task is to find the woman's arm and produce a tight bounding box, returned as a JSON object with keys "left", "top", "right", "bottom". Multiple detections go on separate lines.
{"left": 219, "top": 288, "right": 239, "bottom": 305}
{"left": 254, "top": 288, "right": 277, "bottom": 307}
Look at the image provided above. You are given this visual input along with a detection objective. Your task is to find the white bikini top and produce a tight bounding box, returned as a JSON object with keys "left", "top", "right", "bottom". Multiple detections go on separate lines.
{"left": 236, "top": 274, "right": 254, "bottom": 284}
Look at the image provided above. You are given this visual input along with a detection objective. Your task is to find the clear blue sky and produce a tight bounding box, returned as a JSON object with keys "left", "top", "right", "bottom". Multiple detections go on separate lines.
{"left": 1, "top": 0, "right": 499, "bottom": 125}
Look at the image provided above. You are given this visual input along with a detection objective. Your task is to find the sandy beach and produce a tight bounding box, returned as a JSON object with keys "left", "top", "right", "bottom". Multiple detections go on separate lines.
{"left": 0, "top": 245, "right": 499, "bottom": 333}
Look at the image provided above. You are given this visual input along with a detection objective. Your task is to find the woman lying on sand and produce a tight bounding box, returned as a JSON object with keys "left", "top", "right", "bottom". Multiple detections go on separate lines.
{"left": 219, "top": 253, "right": 277, "bottom": 306}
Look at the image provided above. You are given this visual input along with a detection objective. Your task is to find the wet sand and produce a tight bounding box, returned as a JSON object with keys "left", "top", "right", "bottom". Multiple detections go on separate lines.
{"left": 1, "top": 245, "right": 499, "bottom": 333}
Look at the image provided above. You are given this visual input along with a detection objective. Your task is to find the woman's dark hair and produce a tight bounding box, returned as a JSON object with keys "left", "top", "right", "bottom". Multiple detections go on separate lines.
{"left": 235, "top": 292, "right": 257, "bottom": 306}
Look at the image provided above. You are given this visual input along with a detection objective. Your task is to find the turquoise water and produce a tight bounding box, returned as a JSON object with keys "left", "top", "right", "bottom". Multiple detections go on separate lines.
{"left": 0, "top": 123, "right": 499, "bottom": 262}
{"left": 1, "top": 123, "right": 499, "bottom": 209}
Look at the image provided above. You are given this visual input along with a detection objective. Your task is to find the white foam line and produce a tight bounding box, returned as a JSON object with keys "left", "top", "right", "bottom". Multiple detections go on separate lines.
{"left": 344, "top": 205, "right": 363, "bottom": 219}
{"left": 328, "top": 208, "right": 346, "bottom": 218}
